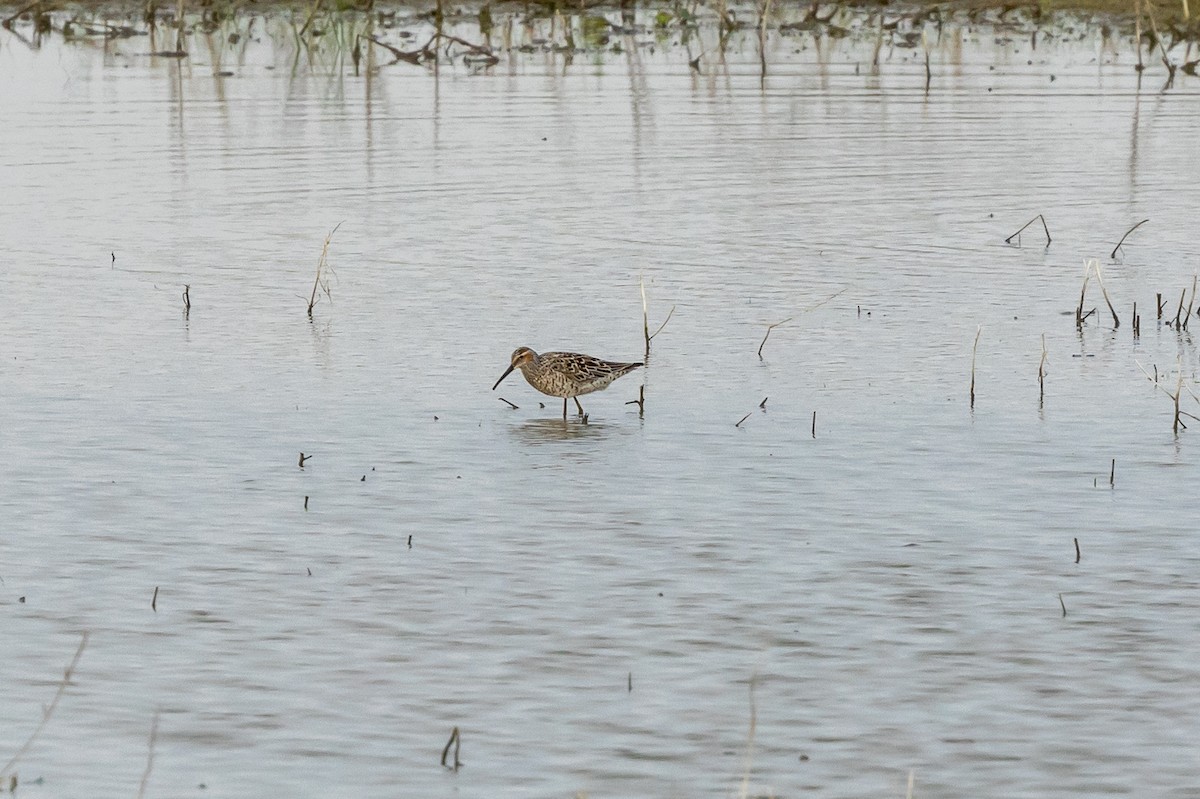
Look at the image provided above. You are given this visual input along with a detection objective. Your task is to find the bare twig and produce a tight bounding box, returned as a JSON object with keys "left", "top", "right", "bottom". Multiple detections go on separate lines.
{"left": 182, "top": 284, "right": 191, "bottom": 313}
{"left": 735, "top": 413, "right": 752, "bottom": 427}
{"left": 970, "top": 325, "right": 981, "bottom": 409}
{"left": 1005, "top": 214, "right": 1051, "bottom": 245}
{"left": 757, "top": 318, "right": 793, "bottom": 359}
{"left": 649, "top": 306, "right": 676, "bottom": 341}
{"left": 1039, "top": 333, "right": 1048, "bottom": 406}
{"left": 440, "top": 727, "right": 461, "bottom": 771}
{"left": 498, "top": 397, "right": 519, "bottom": 410}
{"left": 1090, "top": 258, "right": 1120, "bottom": 328}
{"left": 623, "top": 385, "right": 645, "bottom": 417}
{"left": 1111, "top": 219, "right": 1149, "bottom": 259}
{"left": 1076, "top": 260, "right": 1093, "bottom": 327}
{"left": 0, "top": 633, "right": 89, "bottom": 780}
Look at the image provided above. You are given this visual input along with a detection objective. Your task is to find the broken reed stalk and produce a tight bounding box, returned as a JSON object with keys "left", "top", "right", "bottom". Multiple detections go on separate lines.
{"left": 1038, "top": 333, "right": 1047, "bottom": 405}
{"left": 758, "top": 317, "right": 793, "bottom": 358}
{"left": 1059, "top": 593, "right": 1067, "bottom": 617}
{"left": 498, "top": 397, "right": 519, "bottom": 410}
{"left": 639, "top": 276, "right": 675, "bottom": 358}
{"left": 811, "top": 410, "right": 816, "bottom": 438}
{"left": 969, "top": 325, "right": 981, "bottom": 409}
{"left": 0, "top": 632, "right": 90, "bottom": 781}
{"left": 1173, "top": 287, "right": 1186, "bottom": 327}
{"left": 1133, "top": 302, "right": 1140, "bottom": 337}
{"left": 182, "top": 284, "right": 190, "bottom": 312}
{"left": 1111, "top": 219, "right": 1149, "bottom": 259}
{"left": 1157, "top": 292, "right": 1165, "bottom": 319}
{"left": 1136, "top": 359, "right": 1189, "bottom": 433}
{"left": 1183, "top": 275, "right": 1197, "bottom": 330}
{"left": 622, "top": 385, "right": 645, "bottom": 417}
{"left": 440, "top": 726, "right": 461, "bottom": 771}
{"left": 1074, "top": 537, "right": 1081, "bottom": 563}
{"left": 307, "top": 221, "right": 343, "bottom": 316}
{"left": 1005, "top": 214, "right": 1051, "bottom": 245}
{"left": 135, "top": 712, "right": 160, "bottom": 799}
{"left": 922, "top": 30, "right": 931, "bottom": 93}
{"left": 735, "top": 412, "right": 752, "bottom": 427}
{"left": 1075, "top": 260, "right": 1093, "bottom": 327}
{"left": 151, "top": 586, "right": 159, "bottom": 612}
{"left": 1090, "top": 259, "right": 1120, "bottom": 328}
{"left": 1110, "top": 458, "right": 1115, "bottom": 488}
{"left": 1174, "top": 368, "right": 1184, "bottom": 434}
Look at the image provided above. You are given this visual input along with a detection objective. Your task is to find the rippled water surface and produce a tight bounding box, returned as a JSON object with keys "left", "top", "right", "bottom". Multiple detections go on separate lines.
{"left": 2, "top": 6, "right": 1200, "bottom": 797}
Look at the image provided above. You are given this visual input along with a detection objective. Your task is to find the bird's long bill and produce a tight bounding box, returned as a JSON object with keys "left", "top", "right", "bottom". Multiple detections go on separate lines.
{"left": 492, "top": 364, "right": 516, "bottom": 391}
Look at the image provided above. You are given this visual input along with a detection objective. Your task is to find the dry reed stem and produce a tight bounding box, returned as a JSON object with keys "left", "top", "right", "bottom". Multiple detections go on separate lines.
{"left": 757, "top": 318, "right": 793, "bottom": 358}
{"left": 906, "top": 770, "right": 916, "bottom": 799}
{"left": 1039, "top": 333, "right": 1047, "bottom": 405}
{"left": 1183, "top": 274, "right": 1197, "bottom": 330}
{"left": 1111, "top": 219, "right": 1150, "bottom": 259}
{"left": 1005, "top": 214, "right": 1051, "bottom": 245}
{"left": 0, "top": 633, "right": 89, "bottom": 780}
{"left": 970, "top": 325, "right": 981, "bottom": 409}
{"left": 1076, "top": 260, "right": 1093, "bottom": 326}
{"left": 307, "top": 221, "right": 342, "bottom": 315}
{"left": 1090, "top": 258, "right": 1120, "bottom": 328}
{"left": 441, "top": 726, "right": 461, "bottom": 771}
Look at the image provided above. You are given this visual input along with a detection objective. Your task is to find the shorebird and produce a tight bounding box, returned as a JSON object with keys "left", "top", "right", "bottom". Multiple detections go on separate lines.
{"left": 492, "top": 347, "right": 644, "bottom": 419}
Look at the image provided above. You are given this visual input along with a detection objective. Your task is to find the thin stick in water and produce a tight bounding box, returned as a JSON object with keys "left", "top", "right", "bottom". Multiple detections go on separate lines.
{"left": 811, "top": 410, "right": 817, "bottom": 438}
{"left": 1059, "top": 593, "right": 1067, "bottom": 617}
{"left": 1183, "top": 275, "right": 1197, "bottom": 331}
{"left": 1110, "top": 459, "right": 1115, "bottom": 488}
{"left": 307, "top": 221, "right": 343, "bottom": 316}
{"left": 735, "top": 413, "right": 752, "bottom": 428}
{"left": 1076, "top": 260, "right": 1093, "bottom": 327}
{"left": 0, "top": 633, "right": 90, "bottom": 780}
{"left": 1039, "top": 333, "right": 1048, "bottom": 406}
{"left": 1110, "top": 218, "right": 1149, "bottom": 259}
{"left": 757, "top": 317, "right": 793, "bottom": 359}
{"left": 1004, "top": 214, "right": 1051, "bottom": 245}
{"left": 1090, "top": 259, "right": 1120, "bottom": 328}
{"left": 498, "top": 397, "right": 519, "bottom": 410}
{"left": 440, "top": 726, "right": 461, "bottom": 771}
{"left": 151, "top": 586, "right": 159, "bottom": 612}
{"left": 182, "top": 284, "right": 190, "bottom": 312}
{"left": 970, "top": 325, "right": 981, "bottom": 409}
{"left": 1074, "top": 537, "right": 1081, "bottom": 563}
{"left": 624, "top": 385, "right": 645, "bottom": 417}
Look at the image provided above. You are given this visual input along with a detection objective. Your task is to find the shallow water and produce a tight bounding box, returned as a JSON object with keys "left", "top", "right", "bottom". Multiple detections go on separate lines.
{"left": 2, "top": 6, "right": 1200, "bottom": 798}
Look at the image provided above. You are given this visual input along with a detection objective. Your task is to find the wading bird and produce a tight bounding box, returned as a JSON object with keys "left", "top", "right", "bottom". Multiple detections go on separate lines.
{"left": 492, "top": 347, "right": 643, "bottom": 420}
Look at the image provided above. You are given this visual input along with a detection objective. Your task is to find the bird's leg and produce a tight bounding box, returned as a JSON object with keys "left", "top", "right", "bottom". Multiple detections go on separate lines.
{"left": 562, "top": 398, "right": 568, "bottom": 420}
{"left": 573, "top": 397, "right": 585, "bottom": 416}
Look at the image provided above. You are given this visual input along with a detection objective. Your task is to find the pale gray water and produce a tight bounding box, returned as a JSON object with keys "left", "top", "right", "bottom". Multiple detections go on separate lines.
{"left": 2, "top": 6, "right": 1200, "bottom": 798}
